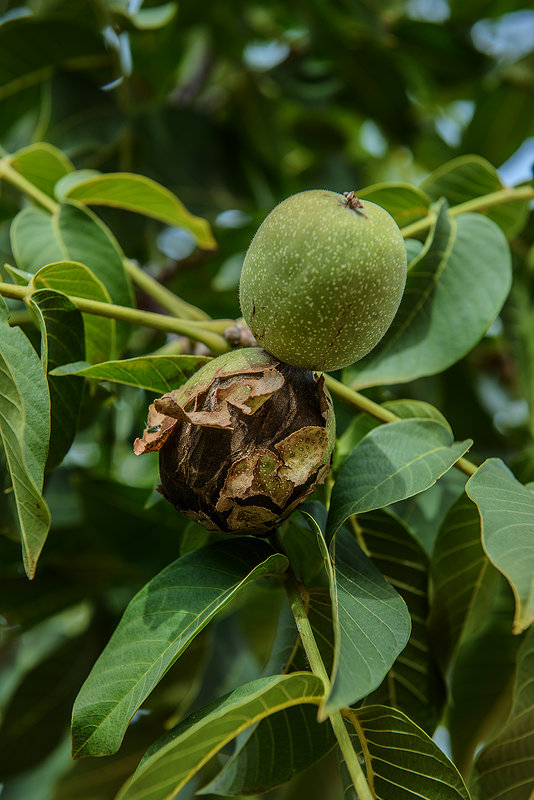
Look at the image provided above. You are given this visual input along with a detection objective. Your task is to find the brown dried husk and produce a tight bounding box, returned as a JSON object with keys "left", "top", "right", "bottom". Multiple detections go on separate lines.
{"left": 134, "top": 348, "right": 335, "bottom": 535}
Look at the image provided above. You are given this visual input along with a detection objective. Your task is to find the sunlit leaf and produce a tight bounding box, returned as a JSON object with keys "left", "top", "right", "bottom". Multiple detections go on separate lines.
{"left": 114, "top": 673, "right": 324, "bottom": 800}
{"left": 11, "top": 202, "right": 133, "bottom": 350}
{"left": 421, "top": 154, "right": 530, "bottom": 238}
{"left": 57, "top": 172, "right": 217, "bottom": 250}
{"left": 30, "top": 261, "right": 115, "bottom": 363}
{"left": 50, "top": 354, "right": 211, "bottom": 393}
{"left": 347, "top": 204, "right": 512, "bottom": 388}
{"left": 334, "top": 398, "right": 451, "bottom": 472}
{"left": 358, "top": 182, "right": 431, "bottom": 227}
{"left": 200, "top": 703, "right": 336, "bottom": 796}
{"left": 3, "top": 262, "right": 32, "bottom": 285}
{"left": 110, "top": 1, "right": 178, "bottom": 30}
{"left": 466, "top": 458, "right": 534, "bottom": 633}
{"left": 9, "top": 143, "right": 74, "bottom": 199}
{"left": 71, "top": 538, "right": 288, "bottom": 758}
{"left": 343, "top": 705, "right": 470, "bottom": 799}
{"left": 327, "top": 418, "right": 472, "bottom": 543}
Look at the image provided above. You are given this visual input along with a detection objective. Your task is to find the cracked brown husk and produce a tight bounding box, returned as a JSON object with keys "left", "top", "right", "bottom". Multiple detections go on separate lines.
{"left": 134, "top": 348, "right": 335, "bottom": 535}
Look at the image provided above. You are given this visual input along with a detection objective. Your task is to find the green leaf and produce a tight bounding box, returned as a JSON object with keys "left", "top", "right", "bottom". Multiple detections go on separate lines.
{"left": 9, "top": 143, "right": 74, "bottom": 199}
{"left": 344, "top": 705, "right": 470, "bottom": 800}
{"left": 389, "top": 468, "right": 466, "bottom": 555}
{"left": 30, "top": 261, "right": 115, "bottom": 364}
{"left": 448, "top": 576, "right": 521, "bottom": 776}
{"left": 466, "top": 458, "right": 534, "bottom": 634}
{"left": 11, "top": 202, "right": 133, "bottom": 350}
{"left": 430, "top": 494, "right": 499, "bottom": 669}
{"left": 326, "top": 418, "right": 472, "bottom": 543}
{"left": 3, "top": 262, "right": 32, "bottom": 285}
{"left": 303, "top": 511, "right": 411, "bottom": 717}
{"left": 57, "top": 172, "right": 217, "bottom": 250}
{"left": 405, "top": 238, "right": 424, "bottom": 263}
{"left": 11, "top": 207, "right": 66, "bottom": 269}
{"left": 358, "top": 182, "right": 431, "bottom": 227}
{"left": 110, "top": 1, "right": 178, "bottom": 30}
{"left": 326, "top": 525, "right": 411, "bottom": 716}
{"left": 0, "top": 630, "right": 98, "bottom": 779}
{"left": 470, "top": 626, "right": 534, "bottom": 800}
{"left": 334, "top": 398, "right": 451, "bottom": 471}
{"left": 50, "top": 354, "right": 211, "bottom": 393}
{"left": 462, "top": 82, "right": 534, "bottom": 170}
{"left": 506, "top": 274, "right": 534, "bottom": 438}
{"left": 0, "top": 16, "right": 110, "bottom": 101}
{"left": 358, "top": 510, "right": 445, "bottom": 734}
{"left": 280, "top": 511, "right": 331, "bottom": 587}
{"left": 421, "top": 154, "right": 530, "bottom": 238}
{"left": 280, "top": 511, "right": 336, "bottom": 673}
{"left": 114, "top": 673, "right": 324, "bottom": 800}
{"left": 71, "top": 538, "right": 288, "bottom": 758}
{"left": 200, "top": 703, "right": 336, "bottom": 796}
{"left": 346, "top": 204, "right": 512, "bottom": 388}
{"left": 0, "top": 297, "right": 50, "bottom": 578}
{"left": 28, "top": 289, "right": 85, "bottom": 471}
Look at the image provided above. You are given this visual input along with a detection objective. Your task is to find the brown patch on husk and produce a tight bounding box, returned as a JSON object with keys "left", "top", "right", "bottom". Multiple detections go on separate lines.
{"left": 134, "top": 348, "right": 334, "bottom": 535}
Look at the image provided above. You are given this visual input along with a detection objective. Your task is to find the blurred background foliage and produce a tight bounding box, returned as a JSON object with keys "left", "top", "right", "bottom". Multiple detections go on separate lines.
{"left": 0, "top": 0, "right": 533, "bottom": 798}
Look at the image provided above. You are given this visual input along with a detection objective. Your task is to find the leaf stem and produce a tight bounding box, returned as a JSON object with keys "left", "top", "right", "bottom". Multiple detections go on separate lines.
{"left": 401, "top": 185, "right": 534, "bottom": 239}
{"left": 324, "top": 374, "right": 477, "bottom": 477}
{"left": 0, "top": 281, "right": 230, "bottom": 354}
{"left": 0, "top": 154, "right": 211, "bottom": 322}
{"left": 285, "top": 572, "right": 375, "bottom": 800}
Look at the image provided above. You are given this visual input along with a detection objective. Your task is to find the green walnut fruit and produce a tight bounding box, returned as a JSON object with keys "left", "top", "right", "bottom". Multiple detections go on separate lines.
{"left": 239, "top": 190, "right": 407, "bottom": 372}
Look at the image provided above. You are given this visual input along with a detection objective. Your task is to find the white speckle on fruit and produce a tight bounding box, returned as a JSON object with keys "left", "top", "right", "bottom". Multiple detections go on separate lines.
{"left": 239, "top": 189, "right": 407, "bottom": 371}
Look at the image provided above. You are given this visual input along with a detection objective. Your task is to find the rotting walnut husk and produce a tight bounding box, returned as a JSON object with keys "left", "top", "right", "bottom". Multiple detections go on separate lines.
{"left": 134, "top": 347, "right": 335, "bottom": 535}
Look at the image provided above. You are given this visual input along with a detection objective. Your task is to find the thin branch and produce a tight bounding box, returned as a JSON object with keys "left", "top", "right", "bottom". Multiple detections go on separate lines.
{"left": 0, "top": 154, "right": 212, "bottom": 322}
{"left": 0, "top": 281, "right": 230, "bottom": 354}
{"left": 285, "top": 573, "right": 375, "bottom": 800}
{"left": 324, "top": 374, "right": 478, "bottom": 478}
{"left": 343, "top": 709, "right": 376, "bottom": 798}
{"left": 123, "top": 259, "right": 210, "bottom": 321}
{"left": 401, "top": 185, "right": 534, "bottom": 239}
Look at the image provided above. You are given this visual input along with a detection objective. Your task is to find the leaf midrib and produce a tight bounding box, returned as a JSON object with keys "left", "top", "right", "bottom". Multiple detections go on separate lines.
{"left": 73, "top": 554, "right": 283, "bottom": 756}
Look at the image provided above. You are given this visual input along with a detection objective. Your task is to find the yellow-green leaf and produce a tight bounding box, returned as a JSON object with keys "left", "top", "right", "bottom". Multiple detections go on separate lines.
{"left": 58, "top": 172, "right": 217, "bottom": 250}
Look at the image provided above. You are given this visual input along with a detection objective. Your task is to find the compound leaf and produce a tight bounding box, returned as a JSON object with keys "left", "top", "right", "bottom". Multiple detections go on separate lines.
{"left": 466, "top": 458, "right": 534, "bottom": 634}
{"left": 114, "top": 673, "right": 324, "bottom": 800}
{"left": 50, "top": 354, "right": 211, "bottom": 394}
{"left": 71, "top": 539, "right": 288, "bottom": 758}
{"left": 0, "top": 297, "right": 50, "bottom": 578}
{"left": 58, "top": 171, "right": 216, "bottom": 250}
{"left": 327, "top": 418, "right": 471, "bottom": 543}
{"left": 343, "top": 705, "right": 470, "bottom": 800}
{"left": 347, "top": 204, "right": 512, "bottom": 388}
{"left": 29, "top": 289, "right": 85, "bottom": 470}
